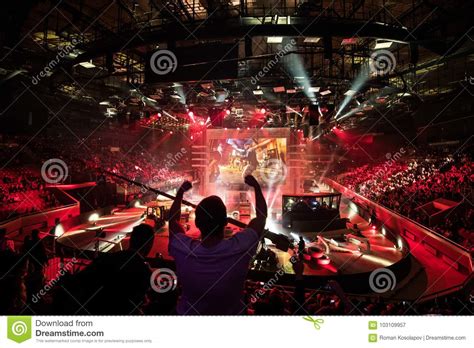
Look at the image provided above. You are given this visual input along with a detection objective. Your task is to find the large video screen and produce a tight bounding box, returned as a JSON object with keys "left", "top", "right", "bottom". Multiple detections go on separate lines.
{"left": 208, "top": 138, "right": 287, "bottom": 185}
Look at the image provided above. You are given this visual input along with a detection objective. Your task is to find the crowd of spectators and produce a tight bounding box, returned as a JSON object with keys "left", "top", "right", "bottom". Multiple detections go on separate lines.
{"left": 0, "top": 168, "right": 60, "bottom": 221}
{"left": 338, "top": 155, "right": 473, "bottom": 249}
{"left": 0, "top": 133, "right": 191, "bottom": 222}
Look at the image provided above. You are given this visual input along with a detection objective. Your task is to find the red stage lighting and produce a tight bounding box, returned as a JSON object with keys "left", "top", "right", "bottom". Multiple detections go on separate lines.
{"left": 260, "top": 107, "right": 266, "bottom": 114}
{"left": 225, "top": 109, "right": 231, "bottom": 115}
{"left": 188, "top": 111, "right": 194, "bottom": 118}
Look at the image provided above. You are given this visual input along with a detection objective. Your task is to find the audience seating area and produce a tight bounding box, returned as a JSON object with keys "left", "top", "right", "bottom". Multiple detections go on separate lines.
{"left": 0, "top": 168, "right": 60, "bottom": 221}
{"left": 337, "top": 155, "right": 473, "bottom": 250}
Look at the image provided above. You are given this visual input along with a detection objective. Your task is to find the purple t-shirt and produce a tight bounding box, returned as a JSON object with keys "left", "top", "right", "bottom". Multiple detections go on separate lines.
{"left": 169, "top": 228, "right": 259, "bottom": 315}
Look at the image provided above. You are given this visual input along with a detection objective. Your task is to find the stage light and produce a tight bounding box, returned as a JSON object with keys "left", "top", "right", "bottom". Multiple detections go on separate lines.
{"left": 341, "top": 38, "right": 358, "bottom": 45}
{"left": 225, "top": 109, "right": 231, "bottom": 115}
{"left": 290, "top": 232, "right": 299, "bottom": 240}
{"left": 188, "top": 111, "right": 194, "bottom": 118}
{"left": 199, "top": 121, "right": 205, "bottom": 126}
{"left": 260, "top": 108, "right": 266, "bottom": 114}
{"left": 320, "top": 90, "right": 331, "bottom": 96}
{"left": 308, "top": 87, "right": 320, "bottom": 92}
{"left": 54, "top": 224, "right": 65, "bottom": 237}
{"left": 267, "top": 36, "right": 283, "bottom": 43}
{"left": 253, "top": 89, "right": 263, "bottom": 95}
{"left": 344, "top": 89, "right": 357, "bottom": 96}
{"left": 78, "top": 60, "right": 96, "bottom": 68}
{"left": 169, "top": 131, "right": 173, "bottom": 134}
{"left": 397, "top": 237, "right": 403, "bottom": 250}
{"left": 89, "top": 213, "right": 100, "bottom": 223}
{"left": 335, "top": 66, "right": 369, "bottom": 119}
{"left": 304, "top": 37, "right": 321, "bottom": 43}
{"left": 374, "top": 41, "right": 393, "bottom": 49}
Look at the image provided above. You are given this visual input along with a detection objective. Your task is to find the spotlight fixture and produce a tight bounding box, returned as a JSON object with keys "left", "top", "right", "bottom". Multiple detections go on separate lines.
{"left": 267, "top": 37, "right": 283, "bottom": 43}
{"left": 303, "top": 37, "right": 321, "bottom": 43}
{"left": 89, "top": 213, "right": 100, "bottom": 224}
{"left": 53, "top": 224, "right": 65, "bottom": 237}
{"left": 341, "top": 38, "right": 358, "bottom": 45}
{"left": 344, "top": 90, "right": 357, "bottom": 96}
{"left": 78, "top": 60, "right": 96, "bottom": 68}
{"left": 374, "top": 41, "right": 393, "bottom": 49}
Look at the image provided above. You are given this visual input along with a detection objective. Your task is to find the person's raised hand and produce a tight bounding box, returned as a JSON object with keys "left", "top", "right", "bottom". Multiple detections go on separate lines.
{"left": 244, "top": 175, "right": 259, "bottom": 188}
{"left": 179, "top": 181, "right": 193, "bottom": 193}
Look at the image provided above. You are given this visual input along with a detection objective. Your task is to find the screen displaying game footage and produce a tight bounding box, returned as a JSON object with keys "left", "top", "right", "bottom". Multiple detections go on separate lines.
{"left": 208, "top": 138, "right": 287, "bottom": 185}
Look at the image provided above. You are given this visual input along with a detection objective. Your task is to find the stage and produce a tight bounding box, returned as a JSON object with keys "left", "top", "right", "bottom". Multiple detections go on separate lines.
{"left": 57, "top": 196, "right": 406, "bottom": 289}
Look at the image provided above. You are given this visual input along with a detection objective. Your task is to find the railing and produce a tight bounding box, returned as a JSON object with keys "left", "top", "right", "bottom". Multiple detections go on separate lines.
{"left": 323, "top": 177, "right": 473, "bottom": 274}
{"left": 88, "top": 0, "right": 412, "bottom": 42}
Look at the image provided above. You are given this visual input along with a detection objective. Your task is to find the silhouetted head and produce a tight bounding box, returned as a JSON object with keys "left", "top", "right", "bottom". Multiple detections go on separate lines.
{"left": 130, "top": 224, "right": 155, "bottom": 256}
{"left": 195, "top": 195, "right": 227, "bottom": 239}
{"left": 32, "top": 229, "right": 40, "bottom": 240}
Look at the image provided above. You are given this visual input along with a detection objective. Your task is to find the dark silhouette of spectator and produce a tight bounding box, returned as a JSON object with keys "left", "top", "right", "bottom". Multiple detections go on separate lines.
{"left": 24, "top": 229, "right": 48, "bottom": 303}
{"left": 0, "top": 250, "right": 27, "bottom": 314}
{"left": 298, "top": 236, "right": 305, "bottom": 257}
{"left": 168, "top": 175, "right": 267, "bottom": 315}
{"left": 54, "top": 224, "right": 154, "bottom": 315}
{"left": 0, "top": 228, "right": 15, "bottom": 252}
